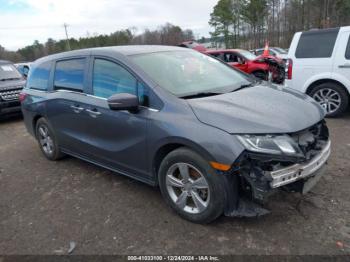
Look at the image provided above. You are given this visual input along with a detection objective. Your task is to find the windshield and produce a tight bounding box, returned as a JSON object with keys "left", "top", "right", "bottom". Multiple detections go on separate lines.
{"left": 238, "top": 50, "right": 257, "bottom": 60}
{"left": 0, "top": 64, "right": 22, "bottom": 80}
{"left": 272, "top": 47, "right": 287, "bottom": 54}
{"left": 130, "top": 50, "right": 252, "bottom": 97}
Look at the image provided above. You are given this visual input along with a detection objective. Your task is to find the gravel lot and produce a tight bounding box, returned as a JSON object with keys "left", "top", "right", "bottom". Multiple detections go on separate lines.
{"left": 0, "top": 112, "right": 349, "bottom": 255}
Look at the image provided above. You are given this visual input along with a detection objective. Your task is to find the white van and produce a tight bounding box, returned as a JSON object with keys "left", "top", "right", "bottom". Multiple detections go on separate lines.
{"left": 286, "top": 27, "right": 350, "bottom": 117}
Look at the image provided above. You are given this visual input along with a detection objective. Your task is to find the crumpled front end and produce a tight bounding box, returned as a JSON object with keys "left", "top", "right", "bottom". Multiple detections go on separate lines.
{"left": 224, "top": 120, "right": 330, "bottom": 217}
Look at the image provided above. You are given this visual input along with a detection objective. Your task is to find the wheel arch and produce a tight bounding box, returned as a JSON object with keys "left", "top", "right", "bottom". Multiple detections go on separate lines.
{"left": 251, "top": 69, "right": 268, "bottom": 80}
{"left": 151, "top": 138, "right": 215, "bottom": 185}
{"left": 306, "top": 78, "right": 350, "bottom": 96}
{"left": 32, "top": 114, "right": 44, "bottom": 136}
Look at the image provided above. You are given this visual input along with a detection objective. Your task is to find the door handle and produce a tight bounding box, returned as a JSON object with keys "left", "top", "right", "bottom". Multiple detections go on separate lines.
{"left": 86, "top": 108, "right": 101, "bottom": 118}
{"left": 338, "top": 64, "right": 350, "bottom": 68}
{"left": 70, "top": 105, "right": 84, "bottom": 113}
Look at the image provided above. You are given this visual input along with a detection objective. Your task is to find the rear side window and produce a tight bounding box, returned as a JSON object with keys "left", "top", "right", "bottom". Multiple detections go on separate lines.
{"left": 345, "top": 36, "right": 350, "bottom": 60}
{"left": 92, "top": 59, "right": 137, "bottom": 99}
{"left": 54, "top": 58, "right": 85, "bottom": 91}
{"left": 27, "top": 61, "right": 51, "bottom": 90}
{"left": 295, "top": 28, "right": 339, "bottom": 58}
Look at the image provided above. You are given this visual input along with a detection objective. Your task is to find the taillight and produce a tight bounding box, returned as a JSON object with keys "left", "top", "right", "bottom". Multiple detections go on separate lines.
{"left": 286, "top": 58, "right": 293, "bottom": 79}
{"left": 19, "top": 92, "right": 28, "bottom": 102}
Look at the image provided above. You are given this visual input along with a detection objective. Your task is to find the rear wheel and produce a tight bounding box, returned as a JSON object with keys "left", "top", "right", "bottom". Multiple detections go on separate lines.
{"left": 35, "top": 118, "right": 65, "bottom": 160}
{"left": 158, "top": 148, "right": 225, "bottom": 223}
{"left": 309, "top": 82, "right": 349, "bottom": 117}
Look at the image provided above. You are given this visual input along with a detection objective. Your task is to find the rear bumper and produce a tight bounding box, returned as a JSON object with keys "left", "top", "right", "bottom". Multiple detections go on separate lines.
{"left": 0, "top": 100, "right": 21, "bottom": 116}
{"left": 266, "top": 140, "right": 331, "bottom": 188}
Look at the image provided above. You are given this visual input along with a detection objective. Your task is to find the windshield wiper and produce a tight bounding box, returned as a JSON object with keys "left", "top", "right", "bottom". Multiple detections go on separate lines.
{"left": 180, "top": 92, "right": 222, "bottom": 99}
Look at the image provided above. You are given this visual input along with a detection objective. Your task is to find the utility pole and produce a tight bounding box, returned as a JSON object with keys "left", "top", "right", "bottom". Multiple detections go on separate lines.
{"left": 63, "top": 23, "right": 71, "bottom": 50}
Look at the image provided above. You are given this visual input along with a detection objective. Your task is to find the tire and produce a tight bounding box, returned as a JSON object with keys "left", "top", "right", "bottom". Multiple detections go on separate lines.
{"left": 309, "top": 82, "right": 349, "bottom": 117}
{"left": 35, "top": 118, "right": 65, "bottom": 161}
{"left": 158, "top": 147, "right": 225, "bottom": 223}
{"left": 252, "top": 71, "right": 267, "bottom": 81}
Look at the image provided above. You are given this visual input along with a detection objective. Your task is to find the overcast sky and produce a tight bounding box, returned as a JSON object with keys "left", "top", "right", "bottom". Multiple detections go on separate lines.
{"left": 0, "top": 0, "right": 217, "bottom": 51}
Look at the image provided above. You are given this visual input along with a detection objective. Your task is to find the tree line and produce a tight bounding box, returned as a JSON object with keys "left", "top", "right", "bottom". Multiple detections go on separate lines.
{"left": 209, "top": 0, "right": 350, "bottom": 49}
{"left": 0, "top": 23, "right": 194, "bottom": 63}
{"left": 1, "top": 1, "right": 350, "bottom": 63}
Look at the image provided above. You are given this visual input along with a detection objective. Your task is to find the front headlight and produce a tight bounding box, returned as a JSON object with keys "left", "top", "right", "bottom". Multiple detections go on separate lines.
{"left": 236, "top": 135, "right": 302, "bottom": 156}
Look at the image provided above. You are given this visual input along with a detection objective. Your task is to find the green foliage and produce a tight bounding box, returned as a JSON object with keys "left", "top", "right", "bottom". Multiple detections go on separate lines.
{"left": 209, "top": 0, "right": 235, "bottom": 48}
{"left": 209, "top": 0, "right": 350, "bottom": 49}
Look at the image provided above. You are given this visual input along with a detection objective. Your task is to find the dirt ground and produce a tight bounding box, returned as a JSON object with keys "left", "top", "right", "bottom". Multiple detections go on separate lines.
{"left": 0, "top": 111, "right": 349, "bottom": 255}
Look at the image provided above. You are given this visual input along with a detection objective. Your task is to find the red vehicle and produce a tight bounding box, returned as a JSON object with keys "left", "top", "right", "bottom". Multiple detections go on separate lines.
{"left": 205, "top": 49, "right": 285, "bottom": 84}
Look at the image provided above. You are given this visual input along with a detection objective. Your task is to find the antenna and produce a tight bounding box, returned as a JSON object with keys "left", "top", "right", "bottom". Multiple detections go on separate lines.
{"left": 63, "top": 23, "right": 71, "bottom": 50}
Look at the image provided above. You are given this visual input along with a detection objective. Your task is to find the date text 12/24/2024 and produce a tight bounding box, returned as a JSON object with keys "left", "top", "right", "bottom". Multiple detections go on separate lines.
{"left": 127, "top": 256, "right": 220, "bottom": 261}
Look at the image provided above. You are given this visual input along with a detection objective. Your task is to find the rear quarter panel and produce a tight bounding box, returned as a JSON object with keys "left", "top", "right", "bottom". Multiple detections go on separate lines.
{"left": 21, "top": 89, "right": 48, "bottom": 136}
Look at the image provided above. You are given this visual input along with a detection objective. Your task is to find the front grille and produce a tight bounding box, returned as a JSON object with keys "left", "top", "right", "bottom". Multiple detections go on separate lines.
{"left": 0, "top": 88, "right": 22, "bottom": 101}
{"left": 291, "top": 121, "right": 329, "bottom": 160}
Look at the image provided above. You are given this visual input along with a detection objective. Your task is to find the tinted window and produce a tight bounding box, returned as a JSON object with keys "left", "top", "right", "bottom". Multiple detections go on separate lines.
{"left": 27, "top": 61, "right": 51, "bottom": 90}
{"left": 54, "top": 58, "right": 85, "bottom": 91}
{"left": 210, "top": 53, "right": 225, "bottom": 62}
{"left": 295, "top": 28, "right": 339, "bottom": 58}
{"left": 345, "top": 36, "right": 350, "bottom": 60}
{"left": 93, "top": 59, "right": 137, "bottom": 99}
{"left": 224, "top": 53, "right": 244, "bottom": 63}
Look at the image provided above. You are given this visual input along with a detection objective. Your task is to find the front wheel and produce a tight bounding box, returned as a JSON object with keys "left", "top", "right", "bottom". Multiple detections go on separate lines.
{"left": 158, "top": 148, "right": 225, "bottom": 223}
{"left": 310, "top": 82, "right": 349, "bottom": 117}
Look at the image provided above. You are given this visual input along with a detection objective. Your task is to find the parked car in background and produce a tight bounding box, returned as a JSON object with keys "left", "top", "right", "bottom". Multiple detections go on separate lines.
{"left": 21, "top": 46, "right": 330, "bottom": 223}
{"left": 15, "top": 62, "right": 31, "bottom": 78}
{"left": 286, "top": 26, "right": 350, "bottom": 117}
{"left": 178, "top": 41, "right": 207, "bottom": 52}
{"left": 0, "top": 60, "right": 26, "bottom": 118}
{"left": 251, "top": 47, "right": 288, "bottom": 60}
{"left": 206, "top": 49, "right": 285, "bottom": 84}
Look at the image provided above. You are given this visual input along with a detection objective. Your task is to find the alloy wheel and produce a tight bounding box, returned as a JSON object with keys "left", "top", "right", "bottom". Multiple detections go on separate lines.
{"left": 312, "top": 88, "right": 341, "bottom": 114}
{"left": 166, "top": 163, "right": 210, "bottom": 214}
{"left": 38, "top": 125, "right": 54, "bottom": 155}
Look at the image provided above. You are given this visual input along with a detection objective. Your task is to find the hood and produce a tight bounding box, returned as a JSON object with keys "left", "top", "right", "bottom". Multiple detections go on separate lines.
{"left": 0, "top": 79, "right": 26, "bottom": 91}
{"left": 188, "top": 84, "right": 325, "bottom": 134}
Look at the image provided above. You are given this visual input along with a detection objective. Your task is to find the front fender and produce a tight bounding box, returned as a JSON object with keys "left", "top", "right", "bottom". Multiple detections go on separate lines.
{"left": 147, "top": 117, "right": 245, "bottom": 178}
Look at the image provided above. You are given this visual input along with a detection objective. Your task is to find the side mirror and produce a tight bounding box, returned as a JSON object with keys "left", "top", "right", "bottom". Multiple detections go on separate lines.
{"left": 107, "top": 93, "right": 139, "bottom": 111}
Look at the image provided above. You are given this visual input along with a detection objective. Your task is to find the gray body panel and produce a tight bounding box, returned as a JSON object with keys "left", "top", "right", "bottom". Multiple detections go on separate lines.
{"left": 189, "top": 83, "right": 325, "bottom": 134}
{"left": 0, "top": 79, "right": 26, "bottom": 91}
{"left": 21, "top": 45, "right": 324, "bottom": 185}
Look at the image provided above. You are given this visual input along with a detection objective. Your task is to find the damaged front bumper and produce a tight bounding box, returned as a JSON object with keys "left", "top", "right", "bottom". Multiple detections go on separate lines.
{"left": 266, "top": 140, "right": 331, "bottom": 189}
{"left": 223, "top": 138, "right": 331, "bottom": 218}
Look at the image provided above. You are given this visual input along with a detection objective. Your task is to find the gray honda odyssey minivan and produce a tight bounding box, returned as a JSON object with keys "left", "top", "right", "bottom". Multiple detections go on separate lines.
{"left": 21, "top": 46, "right": 331, "bottom": 223}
